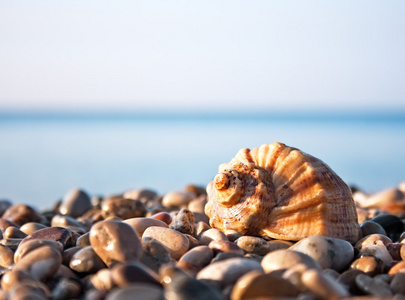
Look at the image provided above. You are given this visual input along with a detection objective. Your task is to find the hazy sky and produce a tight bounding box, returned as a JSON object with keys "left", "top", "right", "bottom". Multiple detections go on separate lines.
{"left": 0, "top": 1, "right": 404, "bottom": 112}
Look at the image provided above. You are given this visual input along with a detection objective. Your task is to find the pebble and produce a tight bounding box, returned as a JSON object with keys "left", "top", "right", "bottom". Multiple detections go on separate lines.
{"left": 21, "top": 226, "right": 76, "bottom": 249}
{"left": 355, "top": 274, "right": 393, "bottom": 296}
{"left": 111, "top": 261, "right": 161, "bottom": 287}
{"left": 124, "top": 217, "right": 168, "bottom": 237}
{"left": 199, "top": 228, "right": 228, "bottom": 245}
{"left": 187, "top": 195, "right": 207, "bottom": 213}
{"left": 0, "top": 219, "right": 20, "bottom": 233}
{"left": 51, "top": 214, "right": 88, "bottom": 231}
{"left": 90, "top": 219, "right": 143, "bottom": 267}
{"left": 123, "top": 188, "right": 159, "bottom": 204}
{"left": 361, "top": 220, "right": 387, "bottom": 236}
{"left": 267, "top": 239, "right": 293, "bottom": 251}
{"left": 0, "top": 238, "right": 22, "bottom": 251}
{"left": 388, "top": 261, "right": 405, "bottom": 275}
{"left": 14, "top": 238, "right": 64, "bottom": 263}
{"left": 337, "top": 269, "right": 366, "bottom": 294}
{"left": 142, "top": 226, "right": 189, "bottom": 260}
{"left": 359, "top": 240, "right": 393, "bottom": 264}
{"left": 3, "top": 226, "right": 27, "bottom": 239}
{"left": 370, "top": 213, "right": 404, "bottom": 241}
{"left": 1, "top": 270, "right": 37, "bottom": 290}
{"left": 162, "top": 191, "right": 195, "bottom": 208}
{"left": 51, "top": 277, "right": 82, "bottom": 300}
{"left": 62, "top": 246, "right": 82, "bottom": 266}
{"left": 105, "top": 284, "right": 164, "bottom": 300}
{"left": 150, "top": 212, "right": 172, "bottom": 225}
{"left": 70, "top": 246, "right": 106, "bottom": 273}
{"left": 140, "top": 239, "right": 172, "bottom": 273}
{"left": 208, "top": 240, "right": 244, "bottom": 255}
{"left": 197, "top": 257, "right": 263, "bottom": 287}
{"left": 350, "top": 256, "right": 384, "bottom": 276}
{"left": 235, "top": 236, "right": 271, "bottom": 256}
{"left": 19, "top": 222, "right": 47, "bottom": 235}
{"left": 301, "top": 269, "right": 349, "bottom": 299}
{"left": 8, "top": 280, "right": 50, "bottom": 300}
{"left": 2, "top": 204, "right": 44, "bottom": 226}
{"left": 101, "top": 197, "right": 146, "bottom": 219}
{"left": 76, "top": 232, "right": 91, "bottom": 247}
{"left": 355, "top": 233, "right": 392, "bottom": 248}
{"left": 90, "top": 268, "right": 116, "bottom": 291}
{"left": 261, "top": 249, "right": 321, "bottom": 273}
{"left": 390, "top": 272, "right": 405, "bottom": 295}
{"left": 13, "top": 245, "right": 62, "bottom": 281}
{"left": 0, "top": 244, "right": 14, "bottom": 268}
{"left": 178, "top": 245, "right": 214, "bottom": 273}
{"left": 231, "top": 270, "right": 300, "bottom": 300}
{"left": 289, "top": 236, "right": 354, "bottom": 272}
{"left": 170, "top": 208, "right": 195, "bottom": 235}
{"left": 59, "top": 188, "right": 92, "bottom": 218}
{"left": 0, "top": 200, "right": 12, "bottom": 216}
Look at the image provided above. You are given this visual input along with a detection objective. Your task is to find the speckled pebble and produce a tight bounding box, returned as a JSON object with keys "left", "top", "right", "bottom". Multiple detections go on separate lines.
{"left": 170, "top": 208, "right": 195, "bottom": 235}
{"left": 140, "top": 239, "right": 172, "bottom": 273}
{"left": 235, "top": 236, "right": 271, "bottom": 256}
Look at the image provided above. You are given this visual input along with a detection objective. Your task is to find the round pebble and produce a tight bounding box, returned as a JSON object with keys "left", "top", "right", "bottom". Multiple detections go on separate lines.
{"left": 178, "top": 245, "right": 214, "bottom": 273}
{"left": 90, "top": 220, "right": 143, "bottom": 267}
{"left": 124, "top": 217, "right": 168, "bottom": 237}
{"left": 261, "top": 249, "right": 321, "bottom": 273}
{"left": 20, "top": 226, "right": 76, "bottom": 249}
{"left": 105, "top": 284, "right": 164, "bottom": 300}
{"left": 208, "top": 240, "right": 244, "bottom": 255}
{"left": 111, "top": 261, "right": 161, "bottom": 287}
{"left": 170, "top": 208, "right": 195, "bottom": 235}
{"left": 19, "top": 222, "right": 47, "bottom": 235}
{"left": 0, "top": 244, "right": 14, "bottom": 268}
{"left": 14, "top": 239, "right": 64, "bottom": 263}
{"left": 162, "top": 191, "right": 195, "bottom": 208}
{"left": 59, "top": 188, "right": 92, "bottom": 218}
{"left": 355, "top": 274, "right": 393, "bottom": 296}
{"left": 301, "top": 269, "right": 349, "bottom": 299}
{"left": 235, "top": 236, "right": 271, "bottom": 256}
{"left": 141, "top": 239, "right": 172, "bottom": 273}
{"left": 150, "top": 212, "right": 173, "bottom": 225}
{"left": 2, "top": 204, "right": 44, "bottom": 226}
{"left": 350, "top": 256, "right": 384, "bottom": 276}
{"left": 70, "top": 246, "right": 106, "bottom": 273}
{"left": 199, "top": 228, "right": 227, "bottom": 245}
{"left": 360, "top": 220, "right": 387, "bottom": 236}
{"left": 101, "top": 197, "right": 146, "bottom": 220}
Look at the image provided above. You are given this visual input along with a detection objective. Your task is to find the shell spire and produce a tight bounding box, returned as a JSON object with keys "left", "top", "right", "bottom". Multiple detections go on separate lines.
{"left": 205, "top": 142, "right": 360, "bottom": 244}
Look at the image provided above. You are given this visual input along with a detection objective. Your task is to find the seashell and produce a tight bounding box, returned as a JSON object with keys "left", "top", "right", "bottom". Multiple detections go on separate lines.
{"left": 205, "top": 142, "right": 360, "bottom": 243}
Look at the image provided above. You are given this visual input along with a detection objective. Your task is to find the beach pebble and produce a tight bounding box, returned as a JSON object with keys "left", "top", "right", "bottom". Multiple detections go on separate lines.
{"left": 390, "top": 272, "right": 405, "bottom": 295}
{"left": 261, "top": 249, "right": 321, "bottom": 273}
{"left": 142, "top": 226, "right": 189, "bottom": 260}
{"left": 199, "top": 228, "right": 227, "bottom": 245}
{"left": 388, "top": 261, "right": 405, "bottom": 275}
{"left": 14, "top": 245, "right": 62, "bottom": 281}
{"left": 140, "top": 239, "right": 172, "bottom": 273}
{"left": 0, "top": 238, "right": 22, "bottom": 251}
{"left": 19, "top": 222, "right": 47, "bottom": 235}
{"left": 90, "top": 268, "right": 116, "bottom": 291}
{"left": 195, "top": 221, "right": 211, "bottom": 238}
{"left": 188, "top": 195, "right": 207, "bottom": 213}
{"left": 235, "top": 236, "right": 271, "bottom": 256}
{"left": 62, "top": 246, "right": 82, "bottom": 266}
{"left": 0, "top": 244, "right": 14, "bottom": 268}
{"left": 90, "top": 220, "right": 143, "bottom": 267}
{"left": 162, "top": 266, "right": 222, "bottom": 300}
{"left": 360, "top": 220, "right": 387, "bottom": 236}
{"left": 1, "top": 270, "right": 37, "bottom": 290}
{"left": 70, "top": 246, "right": 106, "bottom": 273}
{"left": 231, "top": 270, "right": 300, "bottom": 300}
{"left": 2, "top": 204, "right": 44, "bottom": 226}
{"left": 355, "top": 233, "right": 392, "bottom": 248}
{"left": 162, "top": 191, "right": 195, "bottom": 208}
{"left": 51, "top": 214, "right": 88, "bottom": 230}
{"left": 301, "top": 269, "right": 349, "bottom": 299}
{"left": 0, "top": 219, "right": 19, "bottom": 234}
{"left": 111, "top": 261, "right": 161, "bottom": 287}
{"left": 105, "top": 284, "right": 164, "bottom": 300}
{"left": 337, "top": 269, "right": 365, "bottom": 294}
{"left": 289, "top": 236, "right": 354, "bottom": 271}
{"left": 370, "top": 213, "right": 404, "bottom": 240}
{"left": 8, "top": 281, "right": 50, "bottom": 300}
{"left": 59, "top": 188, "right": 92, "bottom": 218}
{"left": 51, "top": 277, "right": 82, "bottom": 300}
{"left": 76, "top": 232, "right": 91, "bottom": 247}
{"left": 170, "top": 208, "right": 195, "bottom": 235}
{"left": 14, "top": 239, "right": 64, "bottom": 263}
{"left": 101, "top": 197, "right": 146, "bottom": 219}
{"left": 359, "top": 240, "right": 393, "bottom": 264}
{"left": 355, "top": 274, "right": 393, "bottom": 296}
{"left": 150, "top": 212, "right": 172, "bottom": 225}
{"left": 21, "top": 226, "right": 75, "bottom": 249}
{"left": 178, "top": 245, "right": 214, "bottom": 273}
{"left": 197, "top": 257, "right": 263, "bottom": 287}
{"left": 124, "top": 217, "right": 168, "bottom": 237}
{"left": 123, "top": 188, "right": 159, "bottom": 204}
{"left": 208, "top": 240, "right": 244, "bottom": 255}
{"left": 225, "top": 230, "right": 243, "bottom": 242}
{"left": 386, "top": 242, "right": 403, "bottom": 260}
{"left": 3, "top": 227, "right": 27, "bottom": 239}
{"left": 267, "top": 240, "right": 293, "bottom": 251}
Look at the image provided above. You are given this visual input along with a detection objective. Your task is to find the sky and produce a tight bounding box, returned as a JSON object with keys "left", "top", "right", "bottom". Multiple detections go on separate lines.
{"left": 0, "top": 1, "right": 404, "bottom": 113}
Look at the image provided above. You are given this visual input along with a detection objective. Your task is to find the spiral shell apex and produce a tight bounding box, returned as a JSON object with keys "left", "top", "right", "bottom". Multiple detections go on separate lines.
{"left": 205, "top": 142, "right": 360, "bottom": 244}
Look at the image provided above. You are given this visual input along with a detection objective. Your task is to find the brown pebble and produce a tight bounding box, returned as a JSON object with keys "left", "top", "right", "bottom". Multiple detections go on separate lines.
{"left": 3, "top": 227, "right": 27, "bottom": 239}
{"left": 0, "top": 244, "right": 14, "bottom": 268}
{"left": 0, "top": 219, "right": 19, "bottom": 234}
{"left": 51, "top": 214, "right": 88, "bottom": 231}
{"left": 162, "top": 191, "right": 195, "bottom": 208}
{"left": 101, "top": 197, "right": 146, "bottom": 220}
{"left": 355, "top": 274, "right": 393, "bottom": 296}
{"left": 178, "top": 245, "right": 214, "bottom": 274}
{"left": 150, "top": 212, "right": 172, "bottom": 225}
{"left": 70, "top": 246, "right": 106, "bottom": 273}
{"left": 20, "top": 226, "right": 75, "bottom": 249}
{"left": 199, "top": 228, "right": 227, "bottom": 245}
{"left": 350, "top": 256, "right": 384, "bottom": 276}
{"left": 14, "top": 239, "right": 64, "bottom": 263}
{"left": 388, "top": 261, "right": 405, "bottom": 275}
{"left": 355, "top": 233, "right": 392, "bottom": 248}
{"left": 261, "top": 250, "right": 321, "bottom": 273}
{"left": 2, "top": 204, "right": 44, "bottom": 226}
{"left": 235, "top": 236, "right": 271, "bottom": 256}
{"left": 59, "top": 188, "right": 92, "bottom": 218}
{"left": 19, "top": 222, "right": 47, "bottom": 235}
{"left": 51, "top": 277, "right": 82, "bottom": 300}
{"left": 386, "top": 242, "right": 403, "bottom": 260}
{"left": 140, "top": 239, "right": 172, "bottom": 273}
{"left": 184, "top": 234, "right": 200, "bottom": 249}
{"left": 208, "top": 240, "right": 244, "bottom": 256}
{"left": 267, "top": 240, "right": 293, "bottom": 251}
{"left": 187, "top": 195, "right": 207, "bottom": 213}
{"left": 90, "top": 268, "right": 116, "bottom": 291}
{"left": 90, "top": 219, "right": 143, "bottom": 267}
{"left": 8, "top": 280, "right": 50, "bottom": 300}
{"left": 62, "top": 246, "right": 82, "bottom": 266}
{"left": 170, "top": 208, "right": 195, "bottom": 235}
{"left": 1, "top": 270, "right": 37, "bottom": 290}
{"left": 231, "top": 270, "right": 300, "bottom": 300}
{"left": 390, "top": 272, "right": 405, "bottom": 295}
{"left": 76, "top": 232, "right": 91, "bottom": 247}
{"left": 124, "top": 217, "right": 168, "bottom": 237}
{"left": 142, "top": 226, "right": 189, "bottom": 260}
{"left": 111, "top": 261, "right": 161, "bottom": 287}
{"left": 301, "top": 269, "right": 349, "bottom": 299}
{"left": 195, "top": 221, "right": 211, "bottom": 238}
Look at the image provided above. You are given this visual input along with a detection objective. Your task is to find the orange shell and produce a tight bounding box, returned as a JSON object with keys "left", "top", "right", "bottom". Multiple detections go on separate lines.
{"left": 205, "top": 142, "right": 360, "bottom": 244}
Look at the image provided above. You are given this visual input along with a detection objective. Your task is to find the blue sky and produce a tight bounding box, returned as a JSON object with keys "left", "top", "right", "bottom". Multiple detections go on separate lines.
{"left": 0, "top": 1, "right": 404, "bottom": 112}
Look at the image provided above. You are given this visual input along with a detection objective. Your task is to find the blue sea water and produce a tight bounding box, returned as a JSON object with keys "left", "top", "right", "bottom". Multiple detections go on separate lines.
{"left": 0, "top": 111, "right": 404, "bottom": 209}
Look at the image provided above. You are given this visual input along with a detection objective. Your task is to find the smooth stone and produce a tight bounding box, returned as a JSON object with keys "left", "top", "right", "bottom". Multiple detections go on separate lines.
{"left": 187, "top": 195, "right": 207, "bottom": 213}
{"left": 231, "top": 270, "right": 300, "bottom": 300}
{"left": 208, "top": 240, "right": 244, "bottom": 256}
{"left": 20, "top": 226, "right": 75, "bottom": 249}
{"left": 142, "top": 226, "right": 189, "bottom": 260}
{"left": 225, "top": 230, "right": 243, "bottom": 242}
{"left": 390, "top": 272, "right": 405, "bottom": 295}
{"left": 170, "top": 208, "right": 195, "bottom": 235}
{"left": 8, "top": 281, "right": 50, "bottom": 300}
{"left": 90, "top": 220, "right": 143, "bottom": 267}
{"left": 70, "top": 246, "right": 106, "bottom": 273}
{"left": 337, "top": 269, "right": 366, "bottom": 294}
{"left": 3, "top": 227, "right": 27, "bottom": 239}
{"left": 361, "top": 221, "right": 387, "bottom": 237}
{"left": 350, "top": 256, "right": 384, "bottom": 276}
{"left": 195, "top": 221, "right": 211, "bottom": 238}
{"left": 76, "top": 232, "right": 91, "bottom": 247}
{"left": 150, "top": 212, "right": 172, "bottom": 225}
{"left": 0, "top": 244, "right": 14, "bottom": 268}
{"left": 161, "top": 266, "right": 221, "bottom": 300}
{"left": 19, "top": 222, "right": 48, "bottom": 236}
{"left": 0, "top": 238, "right": 23, "bottom": 251}
{"left": 2, "top": 204, "right": 44, "bottom": 226}
{"left": 14, "top": 239, "right": 63, "bottom": 263}
{"left": 178, "top": 245, "right": 214, "bottom": 273}
{"left": 62, "top": 246, "right": 82, "bottom": 266}
{"left": 235, "top": 236, "right": 271, "bottom": 256}
{"left": 355, "top": 274, "right": 393, "bottom": 296}
{"left": 281, "top": 263, "right": 309, "bottom": 291}
{"left": 101, "top": 197, "right": 146, "bottom": 220}
{"left": 359, "top": 240, "right": 393, "bottom": 264}
{"left": 388, "top": 261, "right": 405, "bottom": 275}
{"left": 1, "top": 270, "right": 37, "bottom": 290}
{"left": 14, "top": 246, "right": 62, "bottom": 281}
{"left": 51, "top": 277, "right": 82, "bottom": 300}
{"left": 289, "top": 236, "right": 354, "bottom": 272}
{"left": 355, "top": 234, "right": 392, "bottom": 248}
{"left": 111, "top": 261, "right": 161, "bottom": 287}
{"left": 197, "top": 257, "right": 263, "bottom": 287}
{"left": 301, "top": 269, "right": 349, "bottom": 299}
{"left": 123, "top": 189, "right": 159, "bottom": 206}
{"left": 370, "top": 214, "right": 404, "bottom": 240}
{"left": 386, "top": 242, "right": 403, "bottom": 260}
{"left": 51, "top": 214, "right": 88, "bottom": 230}
{"left": 261, "top": 250, "right": 321, "bottom": 273}
{"left": 124, "top": 217, "right": 168, "bottom": 237}
{"left": 59, "top": 188, "right": 92, "bottom": 218}
{"left": 90, "top": 268, "right": 116, "bottom": 291}
{"left": 140, "top": 239, "right": 172, "bottom": 273}
{"left": 183, "top": 184, "right": 206, "bottom": 197}
{"left": 162, "top": 191, "right": 195, "bottom": 208}
{"left": 0, "top": 219, "right": 20, "bottom": 233}
{"left": 106, "top": 284, "right": 164, "bottom": 300}
{"left": 267, "top": 240, "right": 294, "bottom": 251}
{"left": 212, "top": 252, "right": 244, "bottom": 263}
{"left": 199, "top": 228, "right": 227, "bottom": 245}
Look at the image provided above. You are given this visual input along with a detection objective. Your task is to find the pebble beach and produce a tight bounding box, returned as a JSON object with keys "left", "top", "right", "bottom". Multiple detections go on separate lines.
{"left": 0, "top": 180, "right": 405, "bottom": 300}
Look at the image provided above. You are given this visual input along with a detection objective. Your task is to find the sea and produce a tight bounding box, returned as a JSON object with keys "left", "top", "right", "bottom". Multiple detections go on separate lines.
{"left": 1, "top": 111, "right": 404, "bottom": 210}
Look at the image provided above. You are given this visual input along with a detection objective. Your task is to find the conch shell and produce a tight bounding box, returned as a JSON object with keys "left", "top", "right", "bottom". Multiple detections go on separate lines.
{"left": 205, "top": 142, "right": 360, "bottom": 243}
